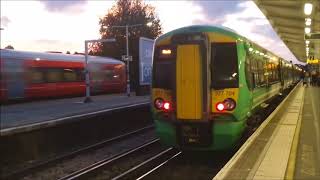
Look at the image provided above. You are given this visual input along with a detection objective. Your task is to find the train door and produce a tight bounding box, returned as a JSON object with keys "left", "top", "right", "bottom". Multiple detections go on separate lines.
{"left": 173, "top": 33, "right": 210, "bottom": 121}
{"left": 3, "top": 59, "right": 25, "bottom": 99}
{"left": 176, "top": 45, "right": 202, "bottom": 120}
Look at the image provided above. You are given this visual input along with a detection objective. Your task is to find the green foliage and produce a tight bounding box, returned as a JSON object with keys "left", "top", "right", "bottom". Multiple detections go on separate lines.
{"left": 92, "top": 0, "right": 162, "bottom": 58}
{"left": 91, "top": 0, "right": 162, "bottom": 90}
{"left": 5, "top": 45, "right": 14, "bottom": 50}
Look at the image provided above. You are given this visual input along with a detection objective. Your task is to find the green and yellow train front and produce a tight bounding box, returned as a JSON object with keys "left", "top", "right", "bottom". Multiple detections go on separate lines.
{"left": 151, "top": 26, "right": 251, "bottom": 150}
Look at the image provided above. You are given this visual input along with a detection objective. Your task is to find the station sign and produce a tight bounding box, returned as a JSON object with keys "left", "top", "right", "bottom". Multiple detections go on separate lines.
{"left": 307, "top": 59, "right": 319, "bottom": 64}
{"left": 139, "top": 37, "right": 154, "bottom": 85}
{"left": 121, "top": 55, "right": 132, "bottom": 62}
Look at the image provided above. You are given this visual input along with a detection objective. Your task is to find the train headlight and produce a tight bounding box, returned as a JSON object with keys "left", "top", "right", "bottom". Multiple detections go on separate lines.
{"left": 223, "top": 98, "right": 236, "bottom": 111}
{"left": 216, "top": 98, "right": 236, "bottom": 112}
{"left": 154, "top": 98, "right": 172, "bottom": 111}
{"left": 154, "top": 98, "right": 164, "bottom": 110}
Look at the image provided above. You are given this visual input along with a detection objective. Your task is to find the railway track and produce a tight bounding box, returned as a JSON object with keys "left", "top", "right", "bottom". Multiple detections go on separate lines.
{"left": 114, "top": 148, "right": 182, "bottom": 180}
{"left": 3, "top": 125, "right": 154, "bottom": 180}
{"left": 60, "top": 138, "right": 181, "bottom": 180}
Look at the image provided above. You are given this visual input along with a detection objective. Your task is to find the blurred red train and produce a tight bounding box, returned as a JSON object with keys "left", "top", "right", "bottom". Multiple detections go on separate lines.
{"left": 0, "top": 49, "right": 126, "bottom": 101}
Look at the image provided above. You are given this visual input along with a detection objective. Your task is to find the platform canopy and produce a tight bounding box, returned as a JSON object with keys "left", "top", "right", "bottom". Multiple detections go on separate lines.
{"left": 254, "top": 0, "right": 320, "bottom": 63}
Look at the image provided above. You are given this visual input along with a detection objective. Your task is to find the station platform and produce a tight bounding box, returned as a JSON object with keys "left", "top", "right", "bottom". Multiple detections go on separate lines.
{"left": 214, "top": 84, "right": 320, "bottom": 180}
{"left": 0, "top": 93, "right": 149, "bottom": 136}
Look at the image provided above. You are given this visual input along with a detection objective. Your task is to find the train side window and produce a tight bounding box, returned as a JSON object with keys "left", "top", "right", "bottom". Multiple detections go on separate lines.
{"left": 30, "top": 68, "right": 45, "bottom": 83}
{"left": 258, "top": 60, "right": 266, "bottom": 85}
{"left": 47, "top": 68, "right": 63, "bottom": 83}
{"left": 77, "top": 69, "right": 85, "bottom": 81}
{"left": 91, "top": 71, "right": 103, "bottom": 81}
{"left": 245, "top": 52, "right": 254, "bottom": 90}
{"left": 272, "top": 64, "right": 277, "bottom": 82}
{"left": 267, "top": 63, "right": 274, "bottom": 83}
{"left": 251, "top": 57, "right": 259, "bottom": 87}
{"left": 63, "top": 69, "right": 78, "bottom": 82}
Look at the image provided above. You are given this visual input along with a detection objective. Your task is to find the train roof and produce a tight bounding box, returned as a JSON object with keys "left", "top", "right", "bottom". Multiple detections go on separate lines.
{"left": 156, "top": 25, "right": 294, "bottom": 64}
{"left": 0, "top": 49, "right": 124, "bottom": 65}
{"left": 156, "top": 25, "right": 239, "bottom": 43}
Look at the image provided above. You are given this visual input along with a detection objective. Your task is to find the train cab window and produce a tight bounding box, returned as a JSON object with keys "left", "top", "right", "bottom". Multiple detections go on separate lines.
{"left": 105, "top": 69, "right": 114, "bottom": 80}
{"left": 47, "top": 69, "right": 63, "bottom": 83}
{"left": 153, "top": 46, "right": 176, "bottom": 89}
{"left": 211, "top": 42, "right": 239, "bottom": 89}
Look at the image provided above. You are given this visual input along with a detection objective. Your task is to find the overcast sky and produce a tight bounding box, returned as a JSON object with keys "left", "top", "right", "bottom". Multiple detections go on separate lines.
{"left": 0, "top": 0, "right": 301, "bottom": 64}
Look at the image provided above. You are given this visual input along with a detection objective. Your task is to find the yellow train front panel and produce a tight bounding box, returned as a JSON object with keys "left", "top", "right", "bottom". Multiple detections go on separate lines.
{"left": 176, "top": 44, "right": 203, "bottom": 120}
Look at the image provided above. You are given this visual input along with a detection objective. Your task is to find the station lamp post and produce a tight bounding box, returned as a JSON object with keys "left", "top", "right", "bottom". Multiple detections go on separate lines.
{"left": 105, "top": 22, "right": 152, "bottom": 97}
{"left": 83, "top": 38, "right": 116, "bottom": 103}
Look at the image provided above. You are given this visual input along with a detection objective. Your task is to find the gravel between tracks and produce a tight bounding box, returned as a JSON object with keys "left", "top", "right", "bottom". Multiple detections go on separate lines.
{"left": 91, "top": 142, "right": 165, "bottom": 180}
{"left": 21, "top": 130, "right": 156, "bottom": 180}
{"left": 143, "top": 151, "right": 235, "bottom": 180}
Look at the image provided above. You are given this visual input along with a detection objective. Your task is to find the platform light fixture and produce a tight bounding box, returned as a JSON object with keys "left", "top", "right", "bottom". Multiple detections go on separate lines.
{"left": 305, "top": 27, "right": 311, "bottom": 34}
{"left": 305, "top": 18, "right": 312, "bottom": 26}
{"left": 304, "top": 3, "right": 313, "bottom": 15}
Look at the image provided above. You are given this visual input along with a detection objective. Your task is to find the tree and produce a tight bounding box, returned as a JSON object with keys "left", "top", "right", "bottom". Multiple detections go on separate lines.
{"left": 5, "top": 45, "right": 14, "bottom": 49}
{"left": 92, "top": 0, "right": 162, "bottom": 90}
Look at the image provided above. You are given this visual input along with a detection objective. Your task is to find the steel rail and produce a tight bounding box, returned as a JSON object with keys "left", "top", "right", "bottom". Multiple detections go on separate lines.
{"left": 59, "top": 138, "right": 160, "bottom": 180}
{"left": 4, "top": 125, "right": 154, "bottom": 179}
{"left": 135, "top": 151, "right": 182, "bottom": 180}
{"left": 112, "top": 148, "right": 182, "bottom": 180}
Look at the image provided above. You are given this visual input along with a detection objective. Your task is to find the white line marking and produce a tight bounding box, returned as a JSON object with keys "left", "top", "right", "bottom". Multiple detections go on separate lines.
{"left": 1, "top": 102, "right": 149, "bottom": 136}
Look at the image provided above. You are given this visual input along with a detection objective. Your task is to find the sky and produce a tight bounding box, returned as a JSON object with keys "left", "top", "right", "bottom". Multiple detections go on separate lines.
{"left": 0, "top": 0, "right": 301, "bottom": 64}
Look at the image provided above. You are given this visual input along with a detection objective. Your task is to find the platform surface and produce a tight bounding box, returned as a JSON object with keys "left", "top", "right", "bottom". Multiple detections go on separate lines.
{"left": 294, "top": 86, "right": 320, "bottom": 180}
{"left": 0, "top": 93, "right": 149, "bottom": 133}
{"left": 214, "top": 84, "right": 320, "bottom": 180}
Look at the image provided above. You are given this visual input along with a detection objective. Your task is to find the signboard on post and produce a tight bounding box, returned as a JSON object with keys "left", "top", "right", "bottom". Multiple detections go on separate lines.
{"left": 139, "top": 37, "right": 154, "bottom": 85}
